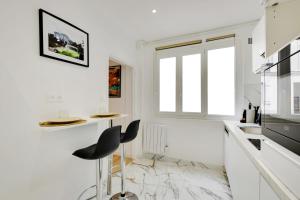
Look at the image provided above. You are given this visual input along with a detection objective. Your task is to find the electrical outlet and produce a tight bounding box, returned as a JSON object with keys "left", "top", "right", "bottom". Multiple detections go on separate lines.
{"left": 47, "top": 94, "right": 56, "bottom": 103}
{"left": 46, "top": 94, "right": 63, "bottom": 103}
{"left": 56, "top": 95, "right": 63, "bottom": 103}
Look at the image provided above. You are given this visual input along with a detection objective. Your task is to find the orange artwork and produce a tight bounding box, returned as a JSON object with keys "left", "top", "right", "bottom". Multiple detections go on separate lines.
{"left": 109, "top": 65, "right": 121, "bottom": 97}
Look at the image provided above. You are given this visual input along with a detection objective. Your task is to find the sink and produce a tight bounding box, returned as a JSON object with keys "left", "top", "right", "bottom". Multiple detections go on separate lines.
{"left": 239, "top": 126, "right": 262, "bottom": 135}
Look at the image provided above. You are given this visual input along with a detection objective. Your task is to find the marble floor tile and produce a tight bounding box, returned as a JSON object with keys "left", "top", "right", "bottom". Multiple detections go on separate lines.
{"left": 103, "top": 157, "right": 232, "bottom": 200}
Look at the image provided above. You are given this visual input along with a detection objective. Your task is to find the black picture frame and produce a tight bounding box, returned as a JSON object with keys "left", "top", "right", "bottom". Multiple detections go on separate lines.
{"left": 39, "top": 9, "right": 89, "bottom": 67}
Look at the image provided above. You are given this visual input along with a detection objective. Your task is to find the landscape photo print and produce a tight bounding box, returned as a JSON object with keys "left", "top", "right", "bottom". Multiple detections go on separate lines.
{"left": 39, "top": 9, "right": 89, "bottom": 67}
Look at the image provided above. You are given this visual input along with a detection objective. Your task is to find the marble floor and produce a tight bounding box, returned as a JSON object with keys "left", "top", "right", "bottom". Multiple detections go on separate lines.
{"left": 104, "top": 157, "right": 232, "bottom": 200}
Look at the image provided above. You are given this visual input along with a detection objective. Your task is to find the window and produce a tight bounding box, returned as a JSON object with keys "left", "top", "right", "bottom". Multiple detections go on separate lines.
{"left": 208, "top": 47, "right": 235, "bottom": 115}
{"left": 159, "top": 57, "right": 176, "bottom": 112}
{"left": 156, "top": 38, "right": 236, "bottom": 118}
{"left": 182, "top": 54, "right": 201, "bottom": 112}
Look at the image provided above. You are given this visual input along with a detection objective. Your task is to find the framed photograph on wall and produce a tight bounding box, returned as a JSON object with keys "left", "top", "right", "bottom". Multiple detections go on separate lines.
{"left": 109, "top": 65, "right": 121, "bottom": 98}
{"left": 39, "top": 9, "right": 89, "bottom": 67}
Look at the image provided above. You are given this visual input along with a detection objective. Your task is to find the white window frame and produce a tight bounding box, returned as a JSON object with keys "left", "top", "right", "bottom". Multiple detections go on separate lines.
{"left": 154, "top": 38, "right": 239, "bottom": 119}
{"left": 204, "top": 38, "right": 238, "bottom": 120}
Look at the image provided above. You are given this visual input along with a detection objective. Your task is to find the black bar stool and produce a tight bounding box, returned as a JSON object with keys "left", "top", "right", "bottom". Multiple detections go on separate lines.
{"left": 110, "top": 120, "right": 140, "bottom": 200}
{"left": 73, "top": 126, "right": 121, "bottom": 200}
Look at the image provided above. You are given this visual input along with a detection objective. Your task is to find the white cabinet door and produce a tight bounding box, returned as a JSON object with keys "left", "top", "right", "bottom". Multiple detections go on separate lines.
{"left": 226, "top": 130, "right": 260, "bottom": 200}
{"left": 252, "top": 15, "right": 266, "bottom": 73}
{"left": 260, "top": 176, "right": 280, "bottom": 200}
{"left": 225, "top": 131, "right": 234, "bottom": 193}
{"left": 253, "top": 0, "right": 300, "bottom": 69}
{"left": 266, "top": 0, "right": 300, "bottom": 57}
{"left": 224, "top": 127, "right": 229, "bottom": 172}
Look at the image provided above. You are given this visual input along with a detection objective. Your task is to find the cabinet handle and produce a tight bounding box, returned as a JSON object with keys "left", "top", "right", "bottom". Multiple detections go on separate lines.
{"left": 260, "top": 52, "right": 266, "bottom": 58}
{"left": 224, "top": 127, "right": 229, "bottom": 135}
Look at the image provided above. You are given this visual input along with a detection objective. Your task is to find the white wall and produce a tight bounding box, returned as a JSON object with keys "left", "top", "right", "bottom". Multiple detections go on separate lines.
{"left": 136, "top": 22, "right": 261, "bottom": 166}
{"left": 0, "top": 0, "right": 136, "bottom": 199}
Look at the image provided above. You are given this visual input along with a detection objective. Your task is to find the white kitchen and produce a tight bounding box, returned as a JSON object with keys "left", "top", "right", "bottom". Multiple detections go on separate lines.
{"left": 0, "top": 0, "right": 299, "bottom": 200}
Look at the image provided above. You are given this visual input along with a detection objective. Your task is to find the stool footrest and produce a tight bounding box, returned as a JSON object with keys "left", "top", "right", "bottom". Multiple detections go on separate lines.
{"left": 110, "top": 192, "right": 138, "bottom": 200}
{"left": 76, "top": 185, "right": 96, "bottom": 200}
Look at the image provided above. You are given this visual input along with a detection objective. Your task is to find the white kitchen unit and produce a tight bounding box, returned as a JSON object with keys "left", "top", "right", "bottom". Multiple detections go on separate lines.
{"left": 224, "top": 128, "right": 230, "bottom": 173}
{"left": 261, "top": 0, "right": 295, "bottom": 7}
{"left": 262, "top": 140, "right": 300, "bottom": 198}
{"left": 260, "top": 176, "right": 280, "bottom": 200}
{"left": 252, "top": 15, "right": 266, "bottom": 73}
{"left": 224, "top": 128, "right": 260, "bottom": 200}
{"left": 252, "top": 0, "right": 300, "bottom": 73}
{"left": 265, "top": 0, "right": 300, "bottom": 57}
{"left": 224, "top": 121, "right": 299, "bottom": 200}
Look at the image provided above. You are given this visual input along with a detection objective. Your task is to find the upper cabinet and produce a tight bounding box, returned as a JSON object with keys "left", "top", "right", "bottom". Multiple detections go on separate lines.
{"left": 252, "top": 16, "right": 266, "bottom": 74}
{"left": 266, "top": 0, "right": 300, "bottom": 57}
{"left": 252, "top": 0, "right": 300, "bottom": 73}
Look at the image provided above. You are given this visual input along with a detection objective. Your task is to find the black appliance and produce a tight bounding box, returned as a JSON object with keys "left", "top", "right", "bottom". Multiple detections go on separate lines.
{"left": 262, "top": 37, "right": 300, "bottom": 156}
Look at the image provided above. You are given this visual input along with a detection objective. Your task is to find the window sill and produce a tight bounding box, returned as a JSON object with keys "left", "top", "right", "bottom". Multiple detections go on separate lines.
{"left": 155, "top": 112, "right": 239, "bottom": 121}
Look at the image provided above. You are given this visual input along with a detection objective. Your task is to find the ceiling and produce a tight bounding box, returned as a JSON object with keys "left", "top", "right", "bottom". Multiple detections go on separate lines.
{"left": 100, "top": 0, "right": 263, "bottom": 42}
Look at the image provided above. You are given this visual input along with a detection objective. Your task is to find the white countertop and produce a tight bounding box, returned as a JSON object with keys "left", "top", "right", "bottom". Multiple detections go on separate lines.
{"left": 224, "top": 121, "right": 299, "bottom": 200}
{"left": 40, "top": 114, "right": 128, "bottom": 132}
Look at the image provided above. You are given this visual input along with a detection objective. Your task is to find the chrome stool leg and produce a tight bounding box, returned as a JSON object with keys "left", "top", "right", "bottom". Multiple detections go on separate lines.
{"left": 107, "top": 119, "right": 113, "bottom": 195}
{"left": 107, "top": 154, "right": 113, "bottom": 195}
{"left": 110, "top": 144, "right": 138, "bottom": 200}
{"left": 96, "top": 159, "right": 103, "bottom": 200}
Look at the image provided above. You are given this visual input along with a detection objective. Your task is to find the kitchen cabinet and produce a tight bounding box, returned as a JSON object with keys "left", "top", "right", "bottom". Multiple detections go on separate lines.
{"left": 260, "top": 176, "right": 280, "bottom": 200}
{"left": 224, "top": 127, "right": 229, "bottom": 172}
{"left": 266, "top": 0, "right": 300, "bottom": 57}
{"left": 224, "top": 122, "right": 299, "bottom": 200}
{"left": 252, "top": 0, "right": 300, "bottom": 73}
{"left": 252, "top": 16, "right": 266, "bottom": 73}
{"left": 224, "top": 127, "right": 260, "bottom": 200}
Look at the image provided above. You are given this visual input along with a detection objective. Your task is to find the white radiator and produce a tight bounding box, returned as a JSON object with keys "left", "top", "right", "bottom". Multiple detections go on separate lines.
{"left": 143, "top": 123, "right": 168, "bottom": 155}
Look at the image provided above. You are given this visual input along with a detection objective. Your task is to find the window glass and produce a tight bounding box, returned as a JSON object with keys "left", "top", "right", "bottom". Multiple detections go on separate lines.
{"left": 182, "top": 54, "right": 201, "bottom": 112}
{"left": 159, "top": 57, "right": 176, "bottom": 112}
{"left": 208, "top": 47, "right": 235, "bottom": 115}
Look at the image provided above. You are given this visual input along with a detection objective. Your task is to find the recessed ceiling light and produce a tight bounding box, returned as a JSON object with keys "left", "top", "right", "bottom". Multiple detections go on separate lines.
{"left": 152, "top": 9, "right": 157, "bottom": 14}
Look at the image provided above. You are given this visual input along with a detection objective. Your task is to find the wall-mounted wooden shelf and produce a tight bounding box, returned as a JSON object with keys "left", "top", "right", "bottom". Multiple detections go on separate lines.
{"left": 39, "top": 114, "right": 128, "bottom": 132}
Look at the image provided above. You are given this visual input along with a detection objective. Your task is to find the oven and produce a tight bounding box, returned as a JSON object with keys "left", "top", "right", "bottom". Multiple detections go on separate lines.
{"left": 262, "top": 37, "right": 300, "bottom": 156}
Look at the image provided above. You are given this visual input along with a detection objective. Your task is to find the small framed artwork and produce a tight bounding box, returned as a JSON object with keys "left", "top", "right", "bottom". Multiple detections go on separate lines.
{"left": 39, "top": 9, "right": 89, "bottom": 67}
{"left": 109, "top": 65, "right": 122, "bottom": 98}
